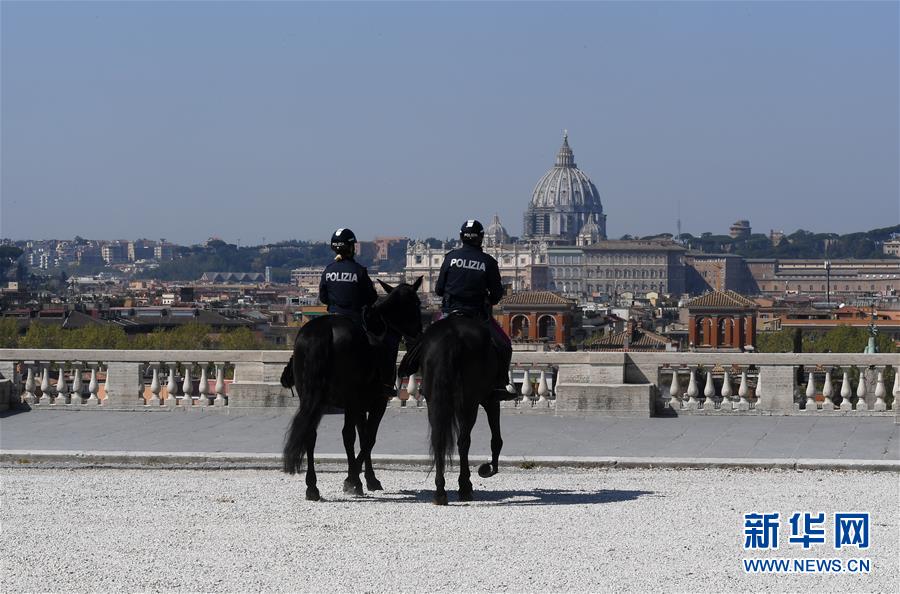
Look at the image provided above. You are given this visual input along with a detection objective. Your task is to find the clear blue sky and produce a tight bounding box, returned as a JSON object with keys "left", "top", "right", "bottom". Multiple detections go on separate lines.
{"left": 2, "top": 1, "right": 898, "bottom": 245}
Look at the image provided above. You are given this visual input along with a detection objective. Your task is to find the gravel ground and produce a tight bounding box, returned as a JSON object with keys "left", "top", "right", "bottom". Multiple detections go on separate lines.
{"left": 2, "top": 465, "right": 897, "bottom": 593}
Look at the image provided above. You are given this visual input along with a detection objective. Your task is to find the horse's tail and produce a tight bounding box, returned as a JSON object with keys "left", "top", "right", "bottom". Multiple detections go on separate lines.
{"left": 428, "top": 336, "right": 464, "bottom": 468}
{"left": 280, "top": 356, "right": 294, "bottom": 389}
{"left": 282, "top": 331, "right": 330, "bottom": 474}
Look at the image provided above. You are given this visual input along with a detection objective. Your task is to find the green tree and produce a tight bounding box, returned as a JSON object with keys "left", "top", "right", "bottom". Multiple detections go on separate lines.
{"left": 219, "top": 327, "right": 264, "bottom": 350}
{"left": 132, "top": 323, "right": 214, "bottom": 350}
{"left": 756, "top": 330, "right": 795, "bottom": 353}
{"left": 803, "top": 325, "right": 896, "bottom": 354}
{"left": 63, "top": 325, "right": 129, "bottom": 350}
{"left": 0, "top": 318, "right": 19, "bottom": 348}
{"left": 18, "top": 323, "right": 66, "bottom": 349}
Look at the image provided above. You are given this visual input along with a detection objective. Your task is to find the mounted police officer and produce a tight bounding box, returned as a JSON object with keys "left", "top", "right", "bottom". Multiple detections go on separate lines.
{"left": 319, "top": 228, "right": 377, "bottom": 322}
{"left": 435, "top": 219, "right": 513, "bottom": 397}
{"left": 319, "top": 228, "right": 395, "bottom": 398}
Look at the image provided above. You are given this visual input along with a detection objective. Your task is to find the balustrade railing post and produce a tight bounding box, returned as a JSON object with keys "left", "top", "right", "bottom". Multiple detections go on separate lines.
{"left": 667, "top": 368, "right": 682, "bottom": 409}
{"left": 197, "top": 364, "right": 209, "bottom": 407}
{"left": 737, "top": 370, "right": 750, "bottom": 411}
{"left": 821, "top": 368, "right": 834, "bottom": 411}
{"left": 406, "top": 374, "right": 419, "bottom": 408}
{"left": 506, "top": 370, "right": 516, "bottom": 396}
{"left": 520, "top": 368, "right": 533, "bottom": 408}
{"left": 214, "top": 364, "right": 227, "bottom": 406}
{"left": 873, "top": 368, "right": 886, "bottom": 411}
{"left": 720, "top": 370, "right": 733, "bottom": 411}
{"left": 182, "top": 364, "right": 193, "bottom": 407}
{"left": 54, "top": 365, "right": 68, "bottom": 405}
{"left": 839, "top": 371, "right": 853, "bottom": 411}
{"left": 23, "top": 366, "right": 36, "bottom": 405}
{"left": 536, "top": 370, "right": 549, "bottom": 406}
{"left": 39, "top": 365, "right": 51, "bottom": 406}
{"left": 685, "top": 367, "right": 699, "bottom": 409}
{"left": 149, "top": 365, "right": 161, "bottom": 406}
{"left": 71, "top": 363, "right": 84, "bottom": 405}
{"left": 166, "top": 363, "right": 178, "bottom": 407}
{"left": 804, "top": 370, "right": 816, "bottom": 411}
{"left": 855, "top": 366, "right": 868, "bottom": 411}
{"left": 86, "top": 365, "right": 100, "bottom": 406}
{"left": 702, "top": 370, "right": 715, "bottom": 410}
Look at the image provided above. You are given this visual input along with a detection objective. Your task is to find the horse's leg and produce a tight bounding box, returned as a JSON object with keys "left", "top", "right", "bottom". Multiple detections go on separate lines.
{"left": 359, "top": 399, "right": 386, "bottom": 491}
{"left": 428, "top": 404, "right": 448, "bottom": 506}
{"left": 478, "top": 398, "right": 503, "bottom": 478}
{"left": 305, "top": 427, "right": 320, "bottom": 501}
{"left": 342, "top": 409, "right": 364, "bottom": 496}
{"left": 457, "top": 406, "right": 478, "bottom": 502}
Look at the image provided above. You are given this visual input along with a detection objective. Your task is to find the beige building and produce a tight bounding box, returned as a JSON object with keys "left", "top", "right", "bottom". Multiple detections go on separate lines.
{"left": 547, "top": 241, "right": 687, "bottom": 299}
{"left": 290, "top": 266, "right": 325, "bottom": 291}
{"left": 747, "top": 258, "right": 899, "bottom": 298}
{"left": 883, "top": 238, "right": 900, "bottom": 257}
{"left": 404, "top": 238, "right": 548, "bottom": 295}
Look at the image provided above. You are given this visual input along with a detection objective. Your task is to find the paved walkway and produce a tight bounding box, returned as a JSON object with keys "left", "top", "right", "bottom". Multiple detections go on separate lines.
{"left": 1, "top": 408, "right": 897, "bottom": 461}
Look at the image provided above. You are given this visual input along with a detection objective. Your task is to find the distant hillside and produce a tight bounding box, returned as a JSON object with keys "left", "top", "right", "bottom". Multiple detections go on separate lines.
{"left": 138, "top": 240, "right": 339, "bottom": 282}
{"left": 676, "top": 224, "right": 900, "bottom": 259}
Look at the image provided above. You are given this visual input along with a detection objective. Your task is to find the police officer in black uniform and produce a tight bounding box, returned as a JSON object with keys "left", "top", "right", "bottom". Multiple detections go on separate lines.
{"left": 319, "top": 228, "right": 395, "bottom": 398}
{"left": 319, "top": 228, "right": 377, "bottom": 322}
{"left": 435, "top": 219, "right": 513, "bottom": 396}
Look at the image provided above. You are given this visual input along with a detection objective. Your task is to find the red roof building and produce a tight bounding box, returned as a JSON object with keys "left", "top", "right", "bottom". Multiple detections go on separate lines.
{"left": 494, "top": 291, "right": 577, "bottom": 347}
{"left": 685, "top": 290, "right": 758, "bottom": 350}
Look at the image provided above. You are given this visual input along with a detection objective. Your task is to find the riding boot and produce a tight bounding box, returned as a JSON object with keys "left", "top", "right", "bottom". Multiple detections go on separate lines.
{"left": 379, "top": 333, "right": 401, "bottom": 400}
{"left": 489, "top": 321, "right": 515, "bottom": 401}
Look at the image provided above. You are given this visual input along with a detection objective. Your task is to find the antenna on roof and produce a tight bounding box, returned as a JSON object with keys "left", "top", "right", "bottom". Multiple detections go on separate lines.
{"left": 676, "top": 201, "right": 682, "bottom": 243}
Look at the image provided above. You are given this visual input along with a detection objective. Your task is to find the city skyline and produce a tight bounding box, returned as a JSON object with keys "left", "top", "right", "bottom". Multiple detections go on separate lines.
{"left": 2, "top": 1, "right": 898, "bottom": 245}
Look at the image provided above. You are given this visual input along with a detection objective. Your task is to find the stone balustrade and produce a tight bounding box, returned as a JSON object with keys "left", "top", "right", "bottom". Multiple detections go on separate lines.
{"left": 0, "top": 349, "right": 896, "bottom": 416}
{"left": 625, "top": 353, "right": 899, "bottom": 415}
{"left": 0, "top": 349, "right": 241, "bottom": 410}
{"left": 391, "top": 355, "right": 559, "bottom": 411}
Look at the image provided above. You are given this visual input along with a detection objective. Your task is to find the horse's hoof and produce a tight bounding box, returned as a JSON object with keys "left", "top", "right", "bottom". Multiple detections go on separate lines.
{"left": 344, "top": 479, "right": 364, "bottom": 497}
{"left": 305, "top": 487, "right": 321, "bottom": 501}
{"left": 477, "top": 463, "right": 497, "bottom": 478}
{"left": 433, "top": 493, "right": 449, "bottom": 506}
{"left": 458, "top": 489, "right": 473, "bottom": 502}
{"left": 366, "top": 478, "right": 384, "bottom": 491}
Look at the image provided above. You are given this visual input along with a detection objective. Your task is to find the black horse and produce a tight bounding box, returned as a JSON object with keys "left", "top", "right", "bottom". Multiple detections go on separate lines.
{"left": 399, "top": 314, "right": 504, "bottom": 505}
{"left": 282, "top": 277, "right": 422, "bottom": 500}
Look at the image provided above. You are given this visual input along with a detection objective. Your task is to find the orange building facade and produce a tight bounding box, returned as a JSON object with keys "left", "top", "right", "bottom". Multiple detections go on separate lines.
{"left": 494, "top": 291, "right": 577, "bottom": 347}
{"left": 686, "top": 290, "right": 758, "bottom": 350}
